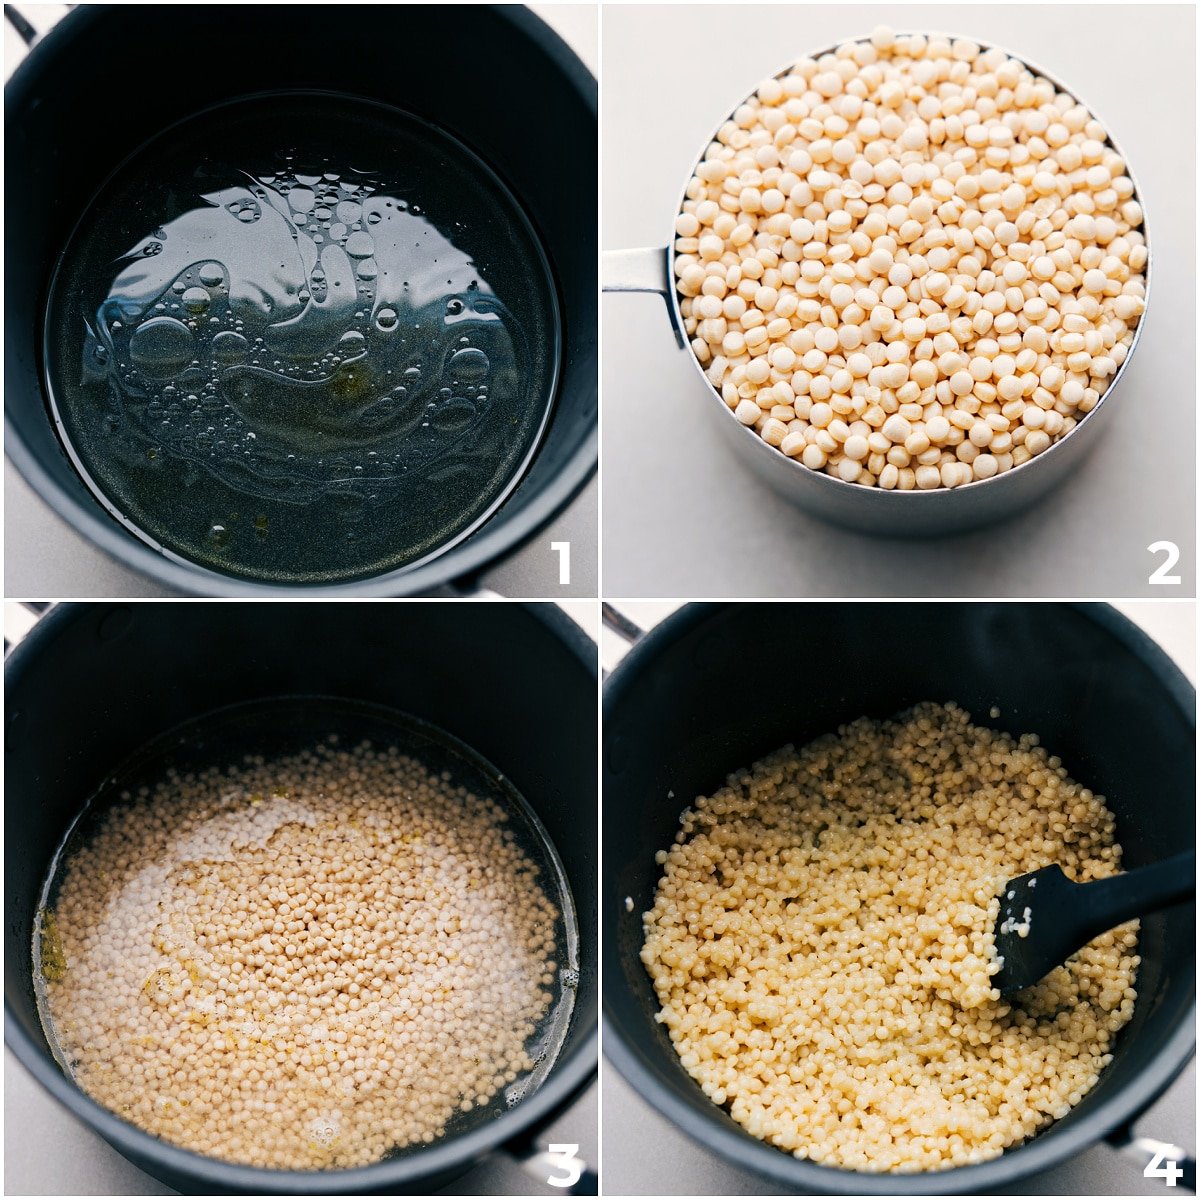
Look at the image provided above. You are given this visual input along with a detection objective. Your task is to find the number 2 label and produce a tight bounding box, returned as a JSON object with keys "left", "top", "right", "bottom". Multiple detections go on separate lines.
{"left": 1147, "top": 541, "right": 1181, "bottom": 586}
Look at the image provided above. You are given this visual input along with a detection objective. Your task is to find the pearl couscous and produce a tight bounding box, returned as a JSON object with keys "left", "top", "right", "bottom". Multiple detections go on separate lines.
{"left": 675, "top": 29, "right": 1147, "bottom": 490}
{"left": 642, "top": 703, "right": 1138, "bottom": 1172}
{"left": 39, "top": 737, "right": 560, "bottom": 1170}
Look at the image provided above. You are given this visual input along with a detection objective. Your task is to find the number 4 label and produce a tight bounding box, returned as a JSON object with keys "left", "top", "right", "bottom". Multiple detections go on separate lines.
{"left": 1145, "top": 1148, "right": 1184, "bottom": 1187}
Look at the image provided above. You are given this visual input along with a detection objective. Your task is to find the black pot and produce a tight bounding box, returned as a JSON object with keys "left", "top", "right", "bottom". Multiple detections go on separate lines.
{"left": 603, "top": 602, "right": 1195, "bottom": 1194}
{"left": 6, "top": 602, "right": 597, "bottom": 1194}
{"left": 4, "top": 4, "right": 596, "bottom": 596}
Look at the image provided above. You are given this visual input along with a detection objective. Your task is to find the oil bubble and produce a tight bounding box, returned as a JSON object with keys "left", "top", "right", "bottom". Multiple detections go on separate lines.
{"left": 212, "top": 331, "right": 250, "bottom": 364}
{"left": 128, "top": 317, "right": 195, "bottom": 379}
{"left": 288, "top": 187, "right": 316, "bottom": 213}
{"left": 181, "top": 286, "right": 210, "bottom": 314}
{"left": 344, "top": 231, "right": 374, "bottom": 258}
{"left": 198, "top": 263, "right": 225, "bottom": 287}
{"left": 375, "top": 308, "right": 398, "bottom": 331}
{"left": 449, "top": 347, "right": 489, "bottom": 381}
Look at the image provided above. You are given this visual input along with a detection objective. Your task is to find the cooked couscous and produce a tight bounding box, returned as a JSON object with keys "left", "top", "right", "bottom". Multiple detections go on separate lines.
{"left": 642, "top": 702, "right": 1138, "bottom": 1171}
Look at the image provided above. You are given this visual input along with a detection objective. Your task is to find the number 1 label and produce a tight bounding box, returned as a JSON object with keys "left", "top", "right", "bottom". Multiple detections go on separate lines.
{"left": 551, "top": 541, "right": 571, "bottom": 586}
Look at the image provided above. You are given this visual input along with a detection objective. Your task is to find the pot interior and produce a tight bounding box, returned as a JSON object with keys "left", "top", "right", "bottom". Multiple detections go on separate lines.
{"left": 603, "top": 602, "right": 1194, "bottom": 1186}
{"left": 6, "top": 5, "right": 596, "bottom": 590}
{"left": 6, "top": 602, "right": 597, "bottom": 1183}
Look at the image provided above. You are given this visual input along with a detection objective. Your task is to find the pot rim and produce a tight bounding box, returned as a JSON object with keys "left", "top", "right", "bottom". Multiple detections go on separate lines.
{"left": 5, "top": 600, "right": 599, "bottom": 1193}
{"left": 3, "top": 3, "right": 597, "bottom": 598}
{"left": 664, "top": 30, "right": 1152, "bottom": 510}
{"left": 602, "top": 600, "right": 1195, "bottom": 1194}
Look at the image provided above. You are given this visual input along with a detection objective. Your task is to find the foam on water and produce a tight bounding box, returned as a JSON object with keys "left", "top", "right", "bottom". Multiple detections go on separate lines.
{"left": 46, "top": 94, "right": 559, "bottom": 585}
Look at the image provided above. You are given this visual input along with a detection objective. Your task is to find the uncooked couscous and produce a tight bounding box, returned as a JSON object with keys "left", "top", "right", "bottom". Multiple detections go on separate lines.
{"left": 642, "top": 702, "right": 1139, "bottom": 1172}
{"left": 39, "top": 737, "right": 561, "bottom": 1170}
{"left": 675, "top": 29, "right": 1147, "bottom": 490}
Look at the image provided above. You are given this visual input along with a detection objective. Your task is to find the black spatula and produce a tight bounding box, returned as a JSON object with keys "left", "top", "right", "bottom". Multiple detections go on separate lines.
{"left": 992, "top": 849, "right": 1195, "bottom": 997}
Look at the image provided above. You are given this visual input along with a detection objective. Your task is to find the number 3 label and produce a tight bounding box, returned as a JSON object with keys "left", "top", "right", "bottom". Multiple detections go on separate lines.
{"left": 1147, "top": 541, "right": 1181, "bottom": 586}
{"left": 546, "top": 1143, "right": 583, "bottom": 1189}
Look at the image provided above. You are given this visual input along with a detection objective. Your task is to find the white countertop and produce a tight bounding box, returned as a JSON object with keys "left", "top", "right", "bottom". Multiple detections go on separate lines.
{"left": 602, "top": 4, "right": 1196, "bottom": 598}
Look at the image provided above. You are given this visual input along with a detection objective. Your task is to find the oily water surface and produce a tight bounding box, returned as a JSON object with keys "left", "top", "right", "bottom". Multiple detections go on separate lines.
{"left": 45, "top": 95, "right": 559, "bottom": 585}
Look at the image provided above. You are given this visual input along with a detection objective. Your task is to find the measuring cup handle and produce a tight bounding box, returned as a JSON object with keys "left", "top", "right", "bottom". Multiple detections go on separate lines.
{"left": 602, "top": 246, "right": 669, "bottom": 295}
{"left": 601, "top": 247, "right": 683, "bottom": 348}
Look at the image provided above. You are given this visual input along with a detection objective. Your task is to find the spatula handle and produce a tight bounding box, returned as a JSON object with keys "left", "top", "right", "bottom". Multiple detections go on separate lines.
{"left": 1079, "top": 849, "right": 1195, "bottom": 943}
